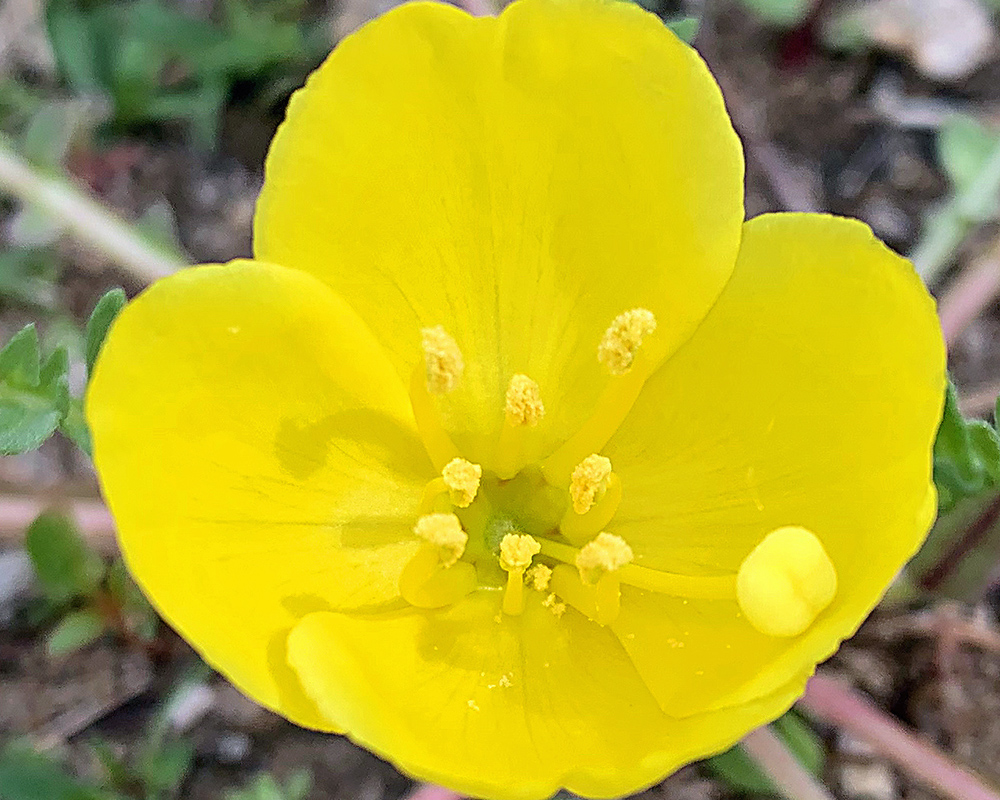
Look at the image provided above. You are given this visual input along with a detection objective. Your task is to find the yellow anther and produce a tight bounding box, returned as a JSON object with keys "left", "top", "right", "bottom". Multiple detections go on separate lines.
{"left": 598, "top": 308, "right": 657, "bottom": 375}
{"left": 505, "top": 374, "right": 545, "bottom": 426}
{"left": 421, "top": 326, "right": 464, "bottom": 394}
{"left": 527, "top": 563, "right": 552, "bottom": 592}
{"left": 441, "top": 458, "right": 481, "bottom": 508}
{"left": 499, "top": 533, "right": 541, "bottom": 616}
{"left": 413, "top": 513, "right": 467, "bottom": 568}
{"left": 542, "top": 593, "right": 566, "bottom": 618}
{"left": 736, "top": 526, "right": 837, "bottom": 638}
{"left": 569, "top": 454, "right": 613, "bottom": 515}
{"left": 499, "top": 533, "right": 541, "bottom": 572}
{"left": 576, "top": 532, "right": 634, "bottom": 585}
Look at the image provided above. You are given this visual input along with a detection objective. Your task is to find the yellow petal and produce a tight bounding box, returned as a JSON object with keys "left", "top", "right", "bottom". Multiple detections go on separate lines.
{"left": 287, "top": 593, "right": 811, "bottom": 800}
{"left": 86, "top": 260, "right": 434, "bottom": 730}
{"left": 604, "top": 214, "right": 945, "bottom": 716}
{"left": 255, "top": 0, "right": 744, "bottom": 470}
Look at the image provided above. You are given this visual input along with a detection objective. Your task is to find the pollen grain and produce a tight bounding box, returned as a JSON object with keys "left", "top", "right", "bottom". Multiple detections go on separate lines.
{"left": 598, "top": 308, "right": 657, "bottom": 375}
{"left": 421, "top": 325, "right": 464, "bottom": 394}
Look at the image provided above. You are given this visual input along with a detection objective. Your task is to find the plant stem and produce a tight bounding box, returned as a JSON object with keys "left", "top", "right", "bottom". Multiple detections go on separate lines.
{"left": 740, "top": 725, "right": 836, "bottom": 800}
{"left": 798, "top": 675, "right": 1000, "bottom": 800}
{"left": 0, "top": 136, "right": 186, "bottom": 283}
{"left": 937, "top": 238, "right": 1000, "bottom": 345}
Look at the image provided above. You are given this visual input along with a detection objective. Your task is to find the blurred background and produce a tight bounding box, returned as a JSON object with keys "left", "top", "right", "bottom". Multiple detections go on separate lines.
{"left": 4, "top": 0, "right": 1000, "bottom": 798}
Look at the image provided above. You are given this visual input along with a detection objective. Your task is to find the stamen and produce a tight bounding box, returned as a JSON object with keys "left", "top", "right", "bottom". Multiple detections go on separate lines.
{"left": 413, "top": 513, "right": 467, "bottom": 567}
{"left": 598, "top": 308, "right": 656, "bottom": 376}
{"left": 421, "top": 326, "right": 464, "bottom": 394}
{"left": 495, "top": 373, "right": 545, "bottom": 480}
{"left": 499, "top": 532, "right": 541, "bottom": 616}
{"left": 409, "top": 367, "right": 460, "bottom": 472}
{"left": 505, "top": 374, "right": 545, "bottom": 426}
{"left": 541, "top": 309, "right": 659, "bottom": 485}
{"left": 576, "top": 532, "right": 633, "bottom": 585}
{"left": 442, "top": 458, "right": 482, "bottom": 508}
{"left": 537, "top": 536, "right": 736, "bottom": 601}
{"left": 560, "top": 473, "right": 622, "bottom": 544}
{"left": 527, "top": 563, "right": 552, "bottom": 592}
{"left": 569, "top": 454, "right": 612, "bottom": 515}
{"left": 736, "top": 526, "right": 837, "bottom": 638}
{"left": 401, "top": 514, "right": 475, "bottom": 609}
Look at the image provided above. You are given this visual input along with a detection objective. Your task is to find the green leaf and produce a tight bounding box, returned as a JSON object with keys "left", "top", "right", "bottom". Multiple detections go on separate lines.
{"left": 933, "top": 381, "right": 1000, "bottom": 508}
{"left": 939, "top": 115, "right": 1000, "bottom": 199}
{"left": 59, "top": 398, "right": 92, "bottom": 458}
{"left": 736, "top": 0, "right": 816, "bottom": 27}
{"left": 107, "top": 559, "right": 158, "bottom": 641}
{"left": 0, "top": 741, "right": 115, "bottom": 800}
{"left": 135, "top": 741, "right": 194, "bottom": 795}
{"left": 705, "top": 712, "right": 825, "bottom": 795}
{"left": 46, "top": 608, "right": 106, "bottom": 656}
{"left": 664, "top": 16, "right": 699, "bottom": 43}
{"left": 85, "top": 288, "right": 126, "bottom": 377}
{"left": 25, "top": 511, "right": 105, "bottom": 604}
{"left": 0, "top": 325, "right": 41, "bottom": 386}
{"left": 45, "top": 0, "right": 107, "bottom": 96}
{"left": 0, "top": 398, "right": 62, "bottom": 455}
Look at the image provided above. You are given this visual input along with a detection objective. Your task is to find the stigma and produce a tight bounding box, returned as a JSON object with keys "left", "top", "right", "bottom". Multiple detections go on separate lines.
{"left": 597, "top": 308, "right": 657, "bottom": 375}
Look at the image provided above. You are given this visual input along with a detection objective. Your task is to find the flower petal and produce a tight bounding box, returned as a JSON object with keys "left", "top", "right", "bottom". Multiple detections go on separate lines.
{"left": 86, "top": 260, "right": 434, "bottom": 730}
{"left": 255, "top": 0, "right": 744, "bottom": 469}
{"left": 603, "top": 214, "right": 945, "bottom": 716}
{"left": 287, "top": 592, "right": 810, "bottom": 800}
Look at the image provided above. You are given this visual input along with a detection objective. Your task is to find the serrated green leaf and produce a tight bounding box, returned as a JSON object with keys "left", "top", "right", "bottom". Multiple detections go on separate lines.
{"left": 0, "top": 324, "right": 41, "bottom": 386}
{"left": 664, "top": 15, "right": 699, "bottom": 43}
{"left": 25, "top": 511, "right": 105, "bottom": 604}
{"left": 0, "top": 398, "right": 61, "bottom": 455}
{"left": 85, "top": 288, "right": 127, "bottom": 377}
{"left": 46, "top": 608, "right": 106, "bottom": 656}
{"left": 59, "top": 397, "right": 92, "bottom": 458}
{"left": 939, "top": 115, "right": 1000, "bottom": 198}
{"left": 705, "top": 712, "right": 824, "bottom": 796}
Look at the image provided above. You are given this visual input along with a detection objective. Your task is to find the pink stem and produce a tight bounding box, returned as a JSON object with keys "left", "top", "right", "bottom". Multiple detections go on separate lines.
{"left": 452, "top": 0, "right": 494, "bottom": 17}
{"left": 938, "top": 245, "right": 1000, "bottom": 346}
{"left": 799, "top": 675, "right": 1000, "bottom": 800}
{"left": 0, "top": 495, "right": 117, "bottom": 553}
{"left": 741, "top": 726, "right": 835, "bottom": 800}
{"left": 402, "top": 786, "right": 465, "bottom": 800}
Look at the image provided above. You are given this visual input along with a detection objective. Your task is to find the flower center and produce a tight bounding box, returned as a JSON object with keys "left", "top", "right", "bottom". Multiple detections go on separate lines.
{"left": 399, "top": 315, "right": 838, "bottom": 639}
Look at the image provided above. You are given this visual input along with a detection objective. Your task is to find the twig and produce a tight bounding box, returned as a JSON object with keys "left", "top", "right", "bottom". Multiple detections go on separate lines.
{"left": 740, "top": 725, "right": 835, "bottom": 800}
{"left": 0, "top": 494, "right": 117, "bottom": 554}
{"left": 0, "top": 136, "right": 185, "bottom": 283}
{"left": 798, "top": 674, "right": 1000, "bottom": 800}
{"left": 937, "top": 239, "right": 1000, "bottom": 346}
{"left": 401, "top": 786, "right": 465, "bottom": 800}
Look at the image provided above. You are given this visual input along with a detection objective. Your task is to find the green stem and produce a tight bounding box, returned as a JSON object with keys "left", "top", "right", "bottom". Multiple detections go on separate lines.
{"left": 0, "top": 135, "right": 186, "bottom": 283}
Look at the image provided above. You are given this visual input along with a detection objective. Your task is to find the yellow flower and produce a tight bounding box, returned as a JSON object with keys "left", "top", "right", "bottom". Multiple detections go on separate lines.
{"left": 85, "top": 0, "right": 946, "bottom": 797}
